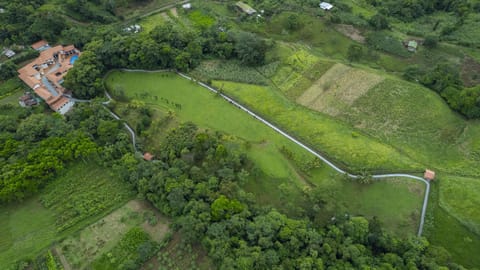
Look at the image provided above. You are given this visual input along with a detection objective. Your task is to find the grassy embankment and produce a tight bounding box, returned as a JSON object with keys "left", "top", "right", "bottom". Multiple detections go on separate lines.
{"left": 105, "top": 70, "right": 425, "bottom": 236}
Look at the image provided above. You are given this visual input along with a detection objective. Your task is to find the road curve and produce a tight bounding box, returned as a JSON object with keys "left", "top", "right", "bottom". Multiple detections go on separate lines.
{"left": 176, "top": 72, "right": 430, "bottom": 237}
{"left": 66, "top": 92, "right": 138, "bottom": 152}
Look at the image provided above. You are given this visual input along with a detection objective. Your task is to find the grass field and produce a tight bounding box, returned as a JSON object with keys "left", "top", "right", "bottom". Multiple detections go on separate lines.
{"left": 316, "top": 77, "right": 480, "bottom": 177}
{"left": 0, "top": 162, "right": 133, "bottom": 268}
{"left": 297, "top": 63, "right": 384, "bottom": 115}
{"left": 426, "top": 184, "right": 480, "bottom": 269}
{"left": 139, "top": 12, "right": 165, "bottom": 33}
{"left": 104, "top": 70, "right": 425, "bottom": 236}
{"left": 211, "top": 79, "right": 420, "bottom": 172}
{"left": 0, "top": 198, "right": 56, "bottom": 268}
{"left": 439, "top": 175, "right": 480, "bottom": 236}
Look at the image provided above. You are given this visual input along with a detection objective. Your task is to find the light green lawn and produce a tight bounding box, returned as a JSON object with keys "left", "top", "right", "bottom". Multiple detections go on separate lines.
{"left": 139, "top": 12, "right": 165, "bottom": 33}
{"left": 0, "top": 199, "right": 56, "bottom": 268}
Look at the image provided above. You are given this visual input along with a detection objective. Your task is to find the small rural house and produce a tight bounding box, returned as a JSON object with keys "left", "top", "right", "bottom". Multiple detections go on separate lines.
{"left": 182, "top": 3, "right": 192, "bottom": 9}
{"left": 320, "top": 2, "right": 334, "bottom": 10}
{"left": 0, "top": 8, "right": 5, "bottom": 13}
{"left": 424, "top": 169, "right": 435, "bottom": 181}
{"left": 407, "top": 40, "right": 418, "bottom": 52}
{"left": 236, "top": 1, "right": 256, "bottom": 15}
{"left": 17, "top": 42, "right": 81, "bottom": 114}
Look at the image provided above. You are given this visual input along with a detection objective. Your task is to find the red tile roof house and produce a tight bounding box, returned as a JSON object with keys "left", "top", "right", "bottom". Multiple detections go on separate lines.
{"left": 17, "top": 41, "right": 81, "bottom": 115}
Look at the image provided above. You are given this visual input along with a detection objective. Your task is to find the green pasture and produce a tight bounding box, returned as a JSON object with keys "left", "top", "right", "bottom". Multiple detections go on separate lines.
{"left": 315, "top": 176, "right": 424, "bottom": 236}
{"left": 426, "top": 184, "right": 480, "bottom": 269}
{"left": 139, "top": 12, "right": 165, "bottom": 33}
{"left": 212, "top": 80, "right": 420, "bottom": 172}
{"left": 104, "top": 71, "right": 425, "bottom": 235}
{"left": 0, "top": 162, "right": 132, "bottom": 268}
{"left": 0, "top": 198, "right": 56, "bottom": 268}
{"left": 439, "top": 175, "right": 480, "bottom": 236}
{"left": 310, "top": 76, "right": 480, "bottom": 176}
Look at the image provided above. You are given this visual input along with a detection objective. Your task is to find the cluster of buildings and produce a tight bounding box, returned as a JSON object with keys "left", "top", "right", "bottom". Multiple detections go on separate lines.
{"left": 17, "top": 40, "right": 80, "bottom": 114}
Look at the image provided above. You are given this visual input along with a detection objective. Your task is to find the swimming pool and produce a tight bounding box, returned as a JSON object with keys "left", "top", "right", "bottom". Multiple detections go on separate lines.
{"left": 70, "top": 55, "right": 79, "bottom": 65}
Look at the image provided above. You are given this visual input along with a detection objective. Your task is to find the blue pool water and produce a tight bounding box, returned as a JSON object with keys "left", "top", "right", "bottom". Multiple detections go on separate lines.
{"left": 70, "top": 55, "right": 79, "bottom": 65}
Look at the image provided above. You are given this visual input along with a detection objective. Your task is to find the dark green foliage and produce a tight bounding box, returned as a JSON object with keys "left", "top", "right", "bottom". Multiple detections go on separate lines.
{"left": 424, "top": 35, "right": 439, "bottom": 48}
{"left": 115, "top": 123, "right": 465, "bottom": 269}
{"left": 0, "top": 61, "right": 17, "bottom": 81}
{"left": 404, "top": 63, "right": 480, "bottom": 118}
{"left": 366, "top": 32, "right": 411, "bottom": 58}
{"left": 0, "top": 101, "right": 134, "bottom": 203}
{"left": 0, "top": 109, "right": 99, "bottom": 203}
{"left": 10, "top": 50, "right": 40, "bottom": 65}
{"left": 233, "top": 31, "right": 270, "bottom": 66}
{"left": 91, "top": 227, "right": 157, "bottom": 270}
{"left": 369, "top": 13, "right": 389, "bottom": 30}
{"left": 64, "top": 51, "right": 105, "bottom": 99}
{"left": 347, "top": 44, "right": 364, "bottom": 63}
{"left": 370, "top": 0, "right": 472, "bottom": 22}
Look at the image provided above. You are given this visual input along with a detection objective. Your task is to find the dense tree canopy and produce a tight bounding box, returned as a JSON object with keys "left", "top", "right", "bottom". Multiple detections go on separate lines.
{"left": 0, "top": 102, "right": 132, "bottom": 203}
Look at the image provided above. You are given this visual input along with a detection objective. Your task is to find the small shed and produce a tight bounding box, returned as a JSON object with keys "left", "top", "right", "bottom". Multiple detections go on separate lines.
{"left": 236, "top": 1, "right": 256, "bottom": 15}
{"left": 320, "top": 2, "right": 334, "bottom": 10}
{"left": 182, "top": 3, "right": 192, "bottom": 9}
{"left": 407, "top": 40, "right": 418, "bottom": 52}
{"left": 3, "top": 49, "right": 15, "bottom": 58}
{"left": 0, "top": 8, "right": 5, "bottom": 13}
{"left": 143, "top": 152, "right": 154, "bottom": 161}
{"left": 424, "top": 169, "right": 435, "bottom": 181}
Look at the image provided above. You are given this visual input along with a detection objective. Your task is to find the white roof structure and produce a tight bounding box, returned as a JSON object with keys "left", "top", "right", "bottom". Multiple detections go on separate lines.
{"left": 320, "top": 2, "right": 333, "bottom": 10}
{"left": 124, "top": 24, "right": 142, "bottom": 33}
{"left": 0, "top": 8, "right": 5, "bottom": 13}
{"left": 182, "top": 3, "right": 192, "bottom": 9}
{"left": 3, "top": 49, "right": 15, "bottom": 58}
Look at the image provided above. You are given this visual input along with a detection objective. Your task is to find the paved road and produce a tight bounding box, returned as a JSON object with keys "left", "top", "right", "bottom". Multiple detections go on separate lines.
{"left": 176, "top": 72, "right": 430, "bottom": 237}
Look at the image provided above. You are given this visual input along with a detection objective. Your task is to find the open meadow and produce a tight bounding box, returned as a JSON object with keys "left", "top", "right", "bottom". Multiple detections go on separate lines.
{"left": 105, "top": 70, "right": 426, "bottom": 236}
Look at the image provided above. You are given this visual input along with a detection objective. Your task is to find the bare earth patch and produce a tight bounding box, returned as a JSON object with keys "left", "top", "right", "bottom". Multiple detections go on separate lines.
{"left": 170, "top": 7, "right": 178, "bottom": 17}
{"left": 297, "top": 63, "right": 384, "bottom": 116}
{"left": 335, "top": 24, "right": 366, "bottom": 43}
{"left": 160, "top": 12, "right": 171, "bottom": 21}
{"left": 460, "top": 57, "right": 480, "bottom": 87}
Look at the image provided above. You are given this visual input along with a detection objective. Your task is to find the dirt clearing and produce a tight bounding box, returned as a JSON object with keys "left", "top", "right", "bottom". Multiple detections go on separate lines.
{"left": 461, "top": 57, "right": 480, "bottom": 87}
{"left": 335, "top": 24, "right": 366, "bottom": 43}
{"left": 297, "top": 63, "right": 384, "bottom": 116}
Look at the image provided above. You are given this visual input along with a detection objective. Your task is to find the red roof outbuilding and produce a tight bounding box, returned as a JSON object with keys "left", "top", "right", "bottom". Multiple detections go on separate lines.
{"left": 143, "top": 152, "right": 154, "bottom": 161}
{"left": 424, "top": 169, "right": 435, "bottom": 181}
